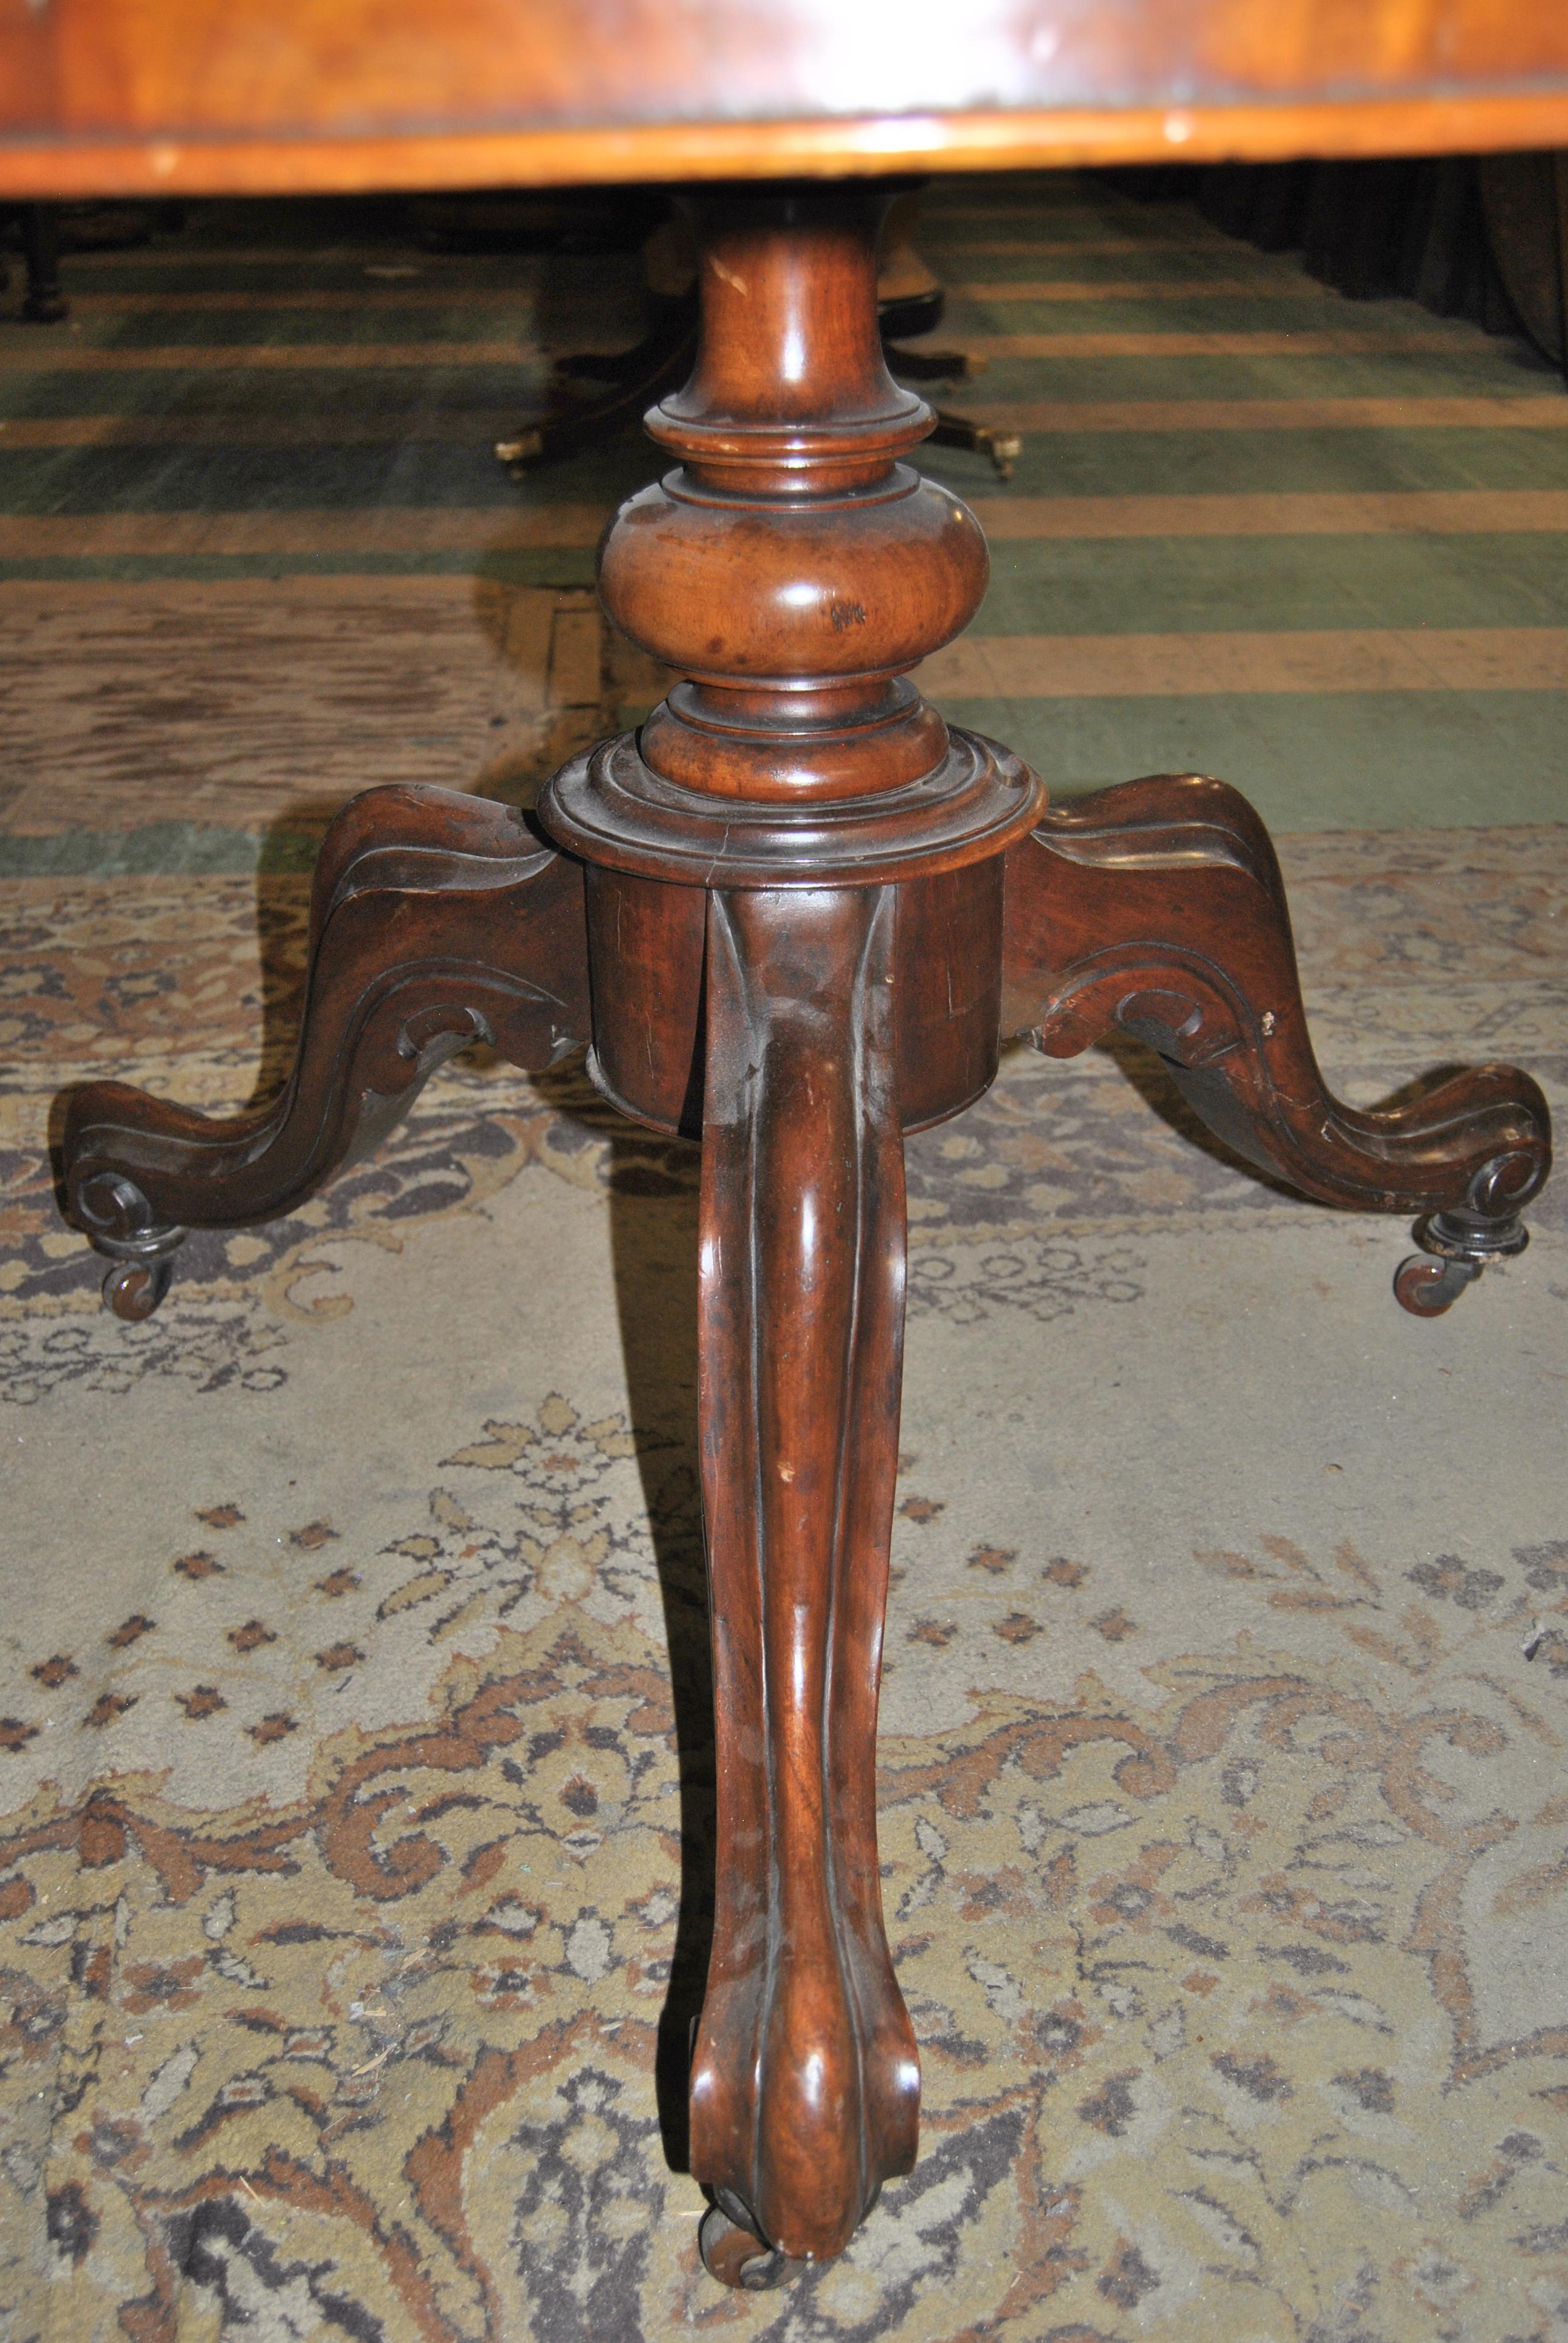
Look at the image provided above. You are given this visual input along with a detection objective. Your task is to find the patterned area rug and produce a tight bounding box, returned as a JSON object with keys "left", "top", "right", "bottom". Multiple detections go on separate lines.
{"left": 2, "top": 823, "right": 1566, "bottom": 2342}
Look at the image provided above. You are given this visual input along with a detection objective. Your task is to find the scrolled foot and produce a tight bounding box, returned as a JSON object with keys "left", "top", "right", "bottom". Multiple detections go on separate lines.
{"left": 698, "top": 2200, "right": 806, "bottom": 2292}
{"left": 497, "top": 298, "right": 697, "bottom": 471}
{"left": 691, "top": 886, "right": 920, "bottom": 2266}
{"left": 1002, "top": 776, "right": 1553, "bottom": 1296}
{"left": 57, "top": 785, "right": 592, "bottom": 1299}
{"left": 72, "top": 1168, "right": 188, "bottom": 1320}
{"left": 1394, "top": 1154, "right": 1534, "bottom": 1315}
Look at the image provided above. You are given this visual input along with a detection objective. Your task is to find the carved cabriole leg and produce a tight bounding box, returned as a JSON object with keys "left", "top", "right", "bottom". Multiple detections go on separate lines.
{"left": 692, "top": 884, "right": 918, "bottom": 2272}
{"left": 62, "top": 784, "right": 591, "bottom": 1317}
{"left": 538, "top": 185, "right": 1042, "bottom": 2278}
{"left": 1001, "top": 774, "right": 1552, "bottom": 1308}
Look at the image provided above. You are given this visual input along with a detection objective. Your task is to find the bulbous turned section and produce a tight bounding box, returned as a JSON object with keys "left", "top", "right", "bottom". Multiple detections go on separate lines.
{"left": 606, "top": 467, "right": 985, "bottom": 684}
{"left": 593, "top": 185, "right": 988, "bottom": 807}
{"left": 602, "top": 466, "right": 986, "bottom": 800}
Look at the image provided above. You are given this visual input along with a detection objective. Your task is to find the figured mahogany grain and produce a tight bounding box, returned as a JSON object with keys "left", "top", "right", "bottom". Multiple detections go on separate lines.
{"left": 5, "top": 1, "right": 1568, "bottom": 196}
{"left": 583, "top": 859, "right": 1005, "bottom": 1141}
{"left": 45, "top": 92, "right": 1556, "bottom": 2288}
{"left": 543, "top": 189, "right": 1041, "bottom": 913}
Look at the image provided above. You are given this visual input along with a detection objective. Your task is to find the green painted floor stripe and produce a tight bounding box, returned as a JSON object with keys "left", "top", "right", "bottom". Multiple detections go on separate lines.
{"left": 2, "top": 351, "right": 1553, "bottom": 421}
{"left": 1, "top": 535, "right": 1561, "bottom": 626}
{"left": 5, "top": 491, "right": 1566, "bottom": 550}
{"left": 964, "top": 433, "right": 1568, "bottom": 493}
{"left": 5, "top": 680, "right": 1564, "bottom": 881}
{"left": 969, "top": 532, "right": 1568, "bottom": 634}
{"left": 917, "top": 353, "right": 1564, "bottom": 397}
{"left": 2, "top": 172, "right": 1564, "bottom": 844}
{"left": 0, "top": 822, "right": 319, "bottom": 877}
{"left": 3, "top": 426, "right": 1564, "bottom": 510}
{"left": 0, "top": 550, "right": 602, "bottom": 585}
{"left": 937, "top": 692, "right": 1568, "bottom": 831}
{"left": 0, "top": 537, "right": 1560, "bottom": 622}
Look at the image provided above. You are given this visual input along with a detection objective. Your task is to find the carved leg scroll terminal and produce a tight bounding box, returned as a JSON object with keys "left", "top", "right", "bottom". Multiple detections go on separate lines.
{"left": 691, "top": 883, "right": 920, "bottom": 2278}
{"left": 61, "top": 784, "right": 592, "bottom": 1317}
{"left": 1001, "top": 773, "right": 1551, "bottom": 1312}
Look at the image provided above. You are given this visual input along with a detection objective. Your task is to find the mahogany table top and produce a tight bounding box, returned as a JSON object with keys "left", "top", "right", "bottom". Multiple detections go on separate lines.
{"left": 4, "top": 0, "right": 1568, "bottom": 200}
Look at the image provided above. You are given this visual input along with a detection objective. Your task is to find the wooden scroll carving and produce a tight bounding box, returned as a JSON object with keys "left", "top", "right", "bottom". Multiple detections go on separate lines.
{"left": 1001, "top": 775, "right": 1551, "bottom": 1310}
{"left": 62, "top": 785, "right": 591, "bottom": 1317}
{"left": 54, "top": 179, "right": 1553, "bottom": 2292}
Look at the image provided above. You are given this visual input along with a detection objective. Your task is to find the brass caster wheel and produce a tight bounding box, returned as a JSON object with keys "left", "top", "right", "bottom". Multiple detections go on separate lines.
{"left": 494, "top": 427, "right": 543, "bottom": 467}
{"left": 102, "top": 1256, "right": 174, "bottom": 1322}
{"left": 1394, "top": 1254, "right": 1479, "bottom": 1317}
{"left": 70, "top": 1172, "right": 186, "bottom": 1322}
{"left": 697, "top": 2202, "right": 805, "bottom": 2292}
{"left": 1396, "top": 1187, "right": 1534, "bottom": 1317}
{"left": 979, "top": 427, "right": 1022, "bottom": 480}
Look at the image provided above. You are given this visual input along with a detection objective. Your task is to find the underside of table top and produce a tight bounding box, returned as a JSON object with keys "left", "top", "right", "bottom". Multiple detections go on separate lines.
{"left": 4, "top": 0, "right": 1568, "bottom": 198}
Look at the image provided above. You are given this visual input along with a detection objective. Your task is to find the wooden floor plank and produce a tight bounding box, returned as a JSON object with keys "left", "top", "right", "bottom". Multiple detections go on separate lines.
{"left": 0, "top": 580, "right": 607, "bottom": 831}
{"left": 922, "top": 626, "right": 1568, "bottom": 696}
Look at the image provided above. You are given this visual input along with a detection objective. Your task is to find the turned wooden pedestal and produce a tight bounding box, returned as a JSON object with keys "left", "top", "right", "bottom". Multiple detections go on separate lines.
{"left": 56, "top": 186, "right": 1552, "bottom": 2284}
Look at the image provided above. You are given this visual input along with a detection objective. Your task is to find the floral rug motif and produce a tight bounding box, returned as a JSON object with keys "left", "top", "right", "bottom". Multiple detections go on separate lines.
{"left": 2, "top": 822, "right": 1567, "bottom": 2343}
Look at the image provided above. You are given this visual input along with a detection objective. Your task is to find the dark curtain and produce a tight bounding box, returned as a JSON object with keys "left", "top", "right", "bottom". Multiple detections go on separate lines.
{"left": 1109, "top": 156, "right": 1567, "bottom": 381}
